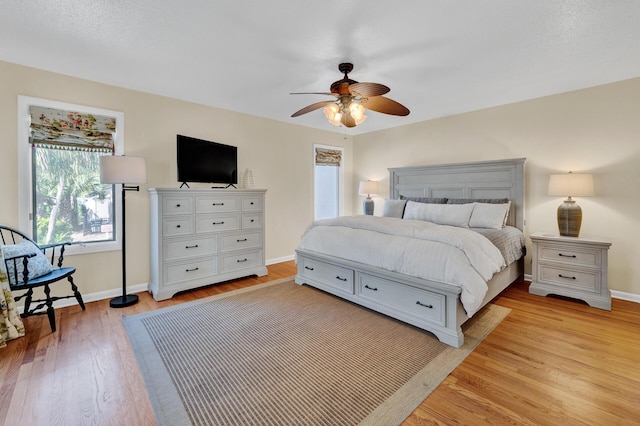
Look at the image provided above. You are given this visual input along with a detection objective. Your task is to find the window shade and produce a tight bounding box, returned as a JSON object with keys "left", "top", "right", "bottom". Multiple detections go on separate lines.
{"left": 29, "top": 106, "right": 116, "bottom": 153}
{"left": 315, "top": 147, "right": 342, "bottom": 166}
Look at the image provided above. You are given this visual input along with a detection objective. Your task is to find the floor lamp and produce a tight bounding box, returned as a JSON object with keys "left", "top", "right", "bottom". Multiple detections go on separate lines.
{"left": 100, "top": 155, "right": 147, "bottom": 308}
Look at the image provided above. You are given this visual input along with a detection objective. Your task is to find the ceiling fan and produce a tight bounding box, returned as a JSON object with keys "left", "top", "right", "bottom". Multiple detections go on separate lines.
{"left": 290, "top": 63, "right": 410, "bottom": 128}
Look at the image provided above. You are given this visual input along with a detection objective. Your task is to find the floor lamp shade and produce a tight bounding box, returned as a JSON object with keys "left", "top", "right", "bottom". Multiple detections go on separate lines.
{"left": 359, "top": 180, "right": 379, "bottom": 215}
{"left": 100, "top": 155, "right": 147, "bottom": 308}
{"left": 548, "top": 173, "right": 594, "bottom": 237}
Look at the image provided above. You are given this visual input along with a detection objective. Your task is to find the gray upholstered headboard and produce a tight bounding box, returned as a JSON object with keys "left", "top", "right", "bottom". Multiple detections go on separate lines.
{"left": 388, "top": 158, "right": 526, "bottom": 231}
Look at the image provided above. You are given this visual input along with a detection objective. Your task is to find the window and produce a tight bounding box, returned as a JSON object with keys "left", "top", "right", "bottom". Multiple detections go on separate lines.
{"left": 18, "top": 96, "right": 124, "bottom": 255}
{"left": 314, "top": 145, "right": 344, "bottom": 220}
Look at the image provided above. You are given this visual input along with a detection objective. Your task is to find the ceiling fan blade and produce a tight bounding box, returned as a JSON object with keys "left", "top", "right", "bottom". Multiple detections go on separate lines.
{"left": 363, "top": 96, "right": 410, "bottom": 116}
{"left": 290, "top": 92, "right": 337, "bottom": 96}
{"left": 291, "top": 101, "right": 334, "bottom": 117}
{"left": 341, "top": 113, "right": 357, "bottom": 128}
{"left": 349, "top": 82, "right": 390, "bottom": 97}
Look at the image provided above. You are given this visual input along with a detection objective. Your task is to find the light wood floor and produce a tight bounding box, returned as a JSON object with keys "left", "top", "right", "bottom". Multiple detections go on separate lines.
{"left": 1, "top": 261, "right": 639, "bottom": 425}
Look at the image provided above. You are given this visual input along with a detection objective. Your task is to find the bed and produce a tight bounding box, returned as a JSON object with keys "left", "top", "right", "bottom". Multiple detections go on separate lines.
{"left": 294, "top": 158, "right": 526, "bottom": 348}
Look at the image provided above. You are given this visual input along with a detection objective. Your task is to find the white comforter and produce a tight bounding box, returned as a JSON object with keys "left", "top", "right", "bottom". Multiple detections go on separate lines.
{"left": 297, "top": 216, "right": 507, "bottom": 317}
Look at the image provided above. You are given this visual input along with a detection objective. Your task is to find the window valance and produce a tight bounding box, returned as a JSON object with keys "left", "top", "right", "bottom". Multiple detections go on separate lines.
{"left": 29, "top": 106, "right": 116, "bottom": 153}
{"left": 315, "top": 147, "right": 342, "bottom": 166}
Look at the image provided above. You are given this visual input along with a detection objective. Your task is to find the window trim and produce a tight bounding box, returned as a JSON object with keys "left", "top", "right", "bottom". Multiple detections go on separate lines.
{"left": 313, "top": 144, "right": 344, "bottom": 220}
{"left": 18, "top": 96, "right": 125, "bottom": 256}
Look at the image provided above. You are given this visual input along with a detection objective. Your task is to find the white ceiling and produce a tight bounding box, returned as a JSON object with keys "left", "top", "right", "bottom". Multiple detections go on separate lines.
{"left": 2, "top": 1, "right": 640, "bottom": 135}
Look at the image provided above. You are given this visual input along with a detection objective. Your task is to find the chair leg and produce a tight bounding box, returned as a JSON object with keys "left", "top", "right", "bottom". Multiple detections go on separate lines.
{"left": 43, "top": 284, "right": 56, "bottom": 332}
{"left": 20, "top": 288, "right": 34, "bottom": 318}
{"left": 68, "top": 276, "right": 86, "bottom": 311}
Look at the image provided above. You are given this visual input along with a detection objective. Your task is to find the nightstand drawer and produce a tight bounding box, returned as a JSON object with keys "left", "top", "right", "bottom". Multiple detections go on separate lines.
{"left": 538, "top": 245, "right": 600, "bottom": 268}
{"left": 537, "top": 265, "right": 599, "bottom": 292}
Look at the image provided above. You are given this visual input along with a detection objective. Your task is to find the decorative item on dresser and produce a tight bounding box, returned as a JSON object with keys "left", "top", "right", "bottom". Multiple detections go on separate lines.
{"left": 148, "top": 188, "right": 267, "bottom": 300}
{"left": 529, "top": 232, "right": 611, "bottom": 310}
{"left": 358, "top": 180, "right": 379, "bottom": 215}
{"left": 548, "top": 172, "right": 594, "bottom": 237}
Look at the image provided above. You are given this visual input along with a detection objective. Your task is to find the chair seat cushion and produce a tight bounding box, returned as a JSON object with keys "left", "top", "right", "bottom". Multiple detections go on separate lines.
{"left": 1, "top": 240, "right": 54, "bottom": 285}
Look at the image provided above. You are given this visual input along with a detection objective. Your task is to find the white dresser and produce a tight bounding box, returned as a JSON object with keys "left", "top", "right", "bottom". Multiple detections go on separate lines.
{"left": 529, "top": 232, "right": 611, "bottom": 310}
{"left": 148, "top": 188, "right": 267, "bottom": 300}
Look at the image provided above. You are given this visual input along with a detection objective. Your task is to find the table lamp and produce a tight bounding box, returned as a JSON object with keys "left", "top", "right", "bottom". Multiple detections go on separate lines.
{"left": 548, "top": 172, "right": 594, "bottom": 237}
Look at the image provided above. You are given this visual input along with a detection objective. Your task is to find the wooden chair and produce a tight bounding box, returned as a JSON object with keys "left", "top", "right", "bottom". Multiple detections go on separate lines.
{"left": 0, "top": 225, "right": 85, "bottom": 332}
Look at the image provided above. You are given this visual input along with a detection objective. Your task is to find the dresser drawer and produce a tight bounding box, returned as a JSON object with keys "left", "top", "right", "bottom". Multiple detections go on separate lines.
{"left": 358, "top": 274, "right": 446, "bottom": 326}
{"left": 537, "top": 244, "right": 600, "bottom": 268}
{"left": 164, "top": 257, "right": 218, "bottom": 286}
{"left": 221, "top": 250, "right": 263, "bottom": 272}
{"left": 242, "top": 196, "right": 263, "bottom": 211}
{"left": 196, "top": 213, "right": 241, "bottom": 233}
{"left": 162, "top": 216, "right": 194, "bottom": 237}
{"left": 220, "top": 231, "right": 261, "bottom": 251}
{"left": 195, "top": 195, "right": 240, "bottom": 213}
{"left": 162, "top": 196, "right": 194, "bottom": 216}
{"left": 537, "top": 265, "right": 600, "bottom": 292}
{"left": 299, "top": 257, "right": 354, "bottom": 294}
{"left": 242, "top": 213, "right": 262, "bottom": 229}
{"left": 163, "top": 236, "right": 217, "bottom": 261}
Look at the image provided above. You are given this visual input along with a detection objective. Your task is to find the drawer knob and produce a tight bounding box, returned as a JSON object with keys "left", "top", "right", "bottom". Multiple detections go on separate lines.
{"left": 185, "top": 244, "right": 199, "bottom": 249}
{"left": 304, "top": 266, "right": 314, "bottom": 271}
{"left": 251, "top": 219, "right": 255, "bottom": 223}
{"left": 364, "top": 284, "right": 378, "bottom": 291}
{"left": 250, "top": 202, "right": 254, "bottom": 205}
{"left": 176, "top": 204, "right": 181, "bottom": 207}
{"left": 213, "top": 221, "right": 225, "bottom": 225}
{"left": 416, "top": 301, "right": 433, "bottom": 309}
{"left": 176, "top": 224, "right": 181, "bottom": 228}
{"left": 185, "top": 267, "right": 199, "bottom": 272}
{"left": 558, "top": 274, "right": 576, "bottom": 280}
{"left": 559, "top": 253, "right": 577, "bottom": 258}
{"left": 336, "top": 276, "right": 347, "bottom": 282}
{"left": 237, "top": 238, "right": 248, "bottom": 242}
{"left": 237, "top": 258, "right": 248, "bottom": 263}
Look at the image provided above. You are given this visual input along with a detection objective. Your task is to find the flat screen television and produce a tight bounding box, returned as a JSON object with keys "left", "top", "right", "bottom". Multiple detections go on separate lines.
{"left": 177, "top": 135, "right": 237, "bottom": 188}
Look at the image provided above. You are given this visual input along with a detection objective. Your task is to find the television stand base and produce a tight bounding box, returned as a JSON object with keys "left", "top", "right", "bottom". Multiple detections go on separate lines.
{"left": 211, "top": 184, "right": 236, "bottom": 189}
{"left": 180, "top": 182, "right": 190, "bottom": 188}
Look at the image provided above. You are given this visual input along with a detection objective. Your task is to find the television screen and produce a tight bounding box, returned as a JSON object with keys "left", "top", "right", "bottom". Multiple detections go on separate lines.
{"left": 177, "top": 135, "right": 237, "bottom": 186}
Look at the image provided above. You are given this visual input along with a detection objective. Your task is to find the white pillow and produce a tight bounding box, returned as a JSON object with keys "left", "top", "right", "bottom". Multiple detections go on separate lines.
{"left": 382, "top": 199, "right": 407, "bottom": 218}
{"left": 469, "top": 202, "right": 511, "bottom": 229}
{"left": 403, "top": 201, "right": 474, "bottom": 227}
{"left": 1, "top": 239, "right": 54, "bottom": 284}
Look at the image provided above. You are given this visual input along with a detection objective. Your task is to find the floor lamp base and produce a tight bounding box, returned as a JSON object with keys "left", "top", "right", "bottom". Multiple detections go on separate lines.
{"left": 110, "top": 294, "right": 139, "bottom": 308}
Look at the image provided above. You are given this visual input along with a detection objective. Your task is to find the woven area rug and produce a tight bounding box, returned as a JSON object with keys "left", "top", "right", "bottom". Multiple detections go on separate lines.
{"left": 124, "top": 277, "right": 510, "bottom": 426}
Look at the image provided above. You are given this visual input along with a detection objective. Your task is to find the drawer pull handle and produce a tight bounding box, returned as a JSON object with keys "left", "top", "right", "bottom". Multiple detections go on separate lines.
{"left": 237, "top": 258, "right": 248, "bottom": 263}
{"left": 212, "top": 203, "right": 225, "bottom": 206}
{"left": 304, "top": 266, "right": 314, "bottom": 271}
{"left": 185, "top": 267, "right": 199, "bottom": 272}
{"left": 416, "top": 301, "right": 433, "bottom": 309}
{"left": 251, "top": 219, "right": 255, "bottom": 223}
{"left": 237, "top": 238, "right": 248, "bottom": 242}
{"left": 364, "top": 285, "right": 378, "bottom": 291}
{"left": 558, "top": 274, "right": 576, "bottom": 280}
{"left": 559, "top": 253, "right": 577, "bottom": 258}
{"left": 336, "top": 276, "right": 347, "bottom": 282}
{"left": 176, "top": 224, "right": 181, "bottom": 228}
{"left": 212, "top": 221, "right": 225, "bottom": 225}
{"left": 176, "top": 204, "right": 181, "bottom": 207}
{"left": 185, "top": 244, "right": 199, "bottom": 249}
{"left": 250, "top": 202, "right": 254, "bottom": 205}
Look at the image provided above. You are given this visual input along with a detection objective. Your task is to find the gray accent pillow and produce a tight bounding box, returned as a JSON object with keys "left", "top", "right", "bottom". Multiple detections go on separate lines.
{"left": 447, "top": 198, "right": 510, "bottom": 204}
{"left": 1, "top": 239, "right": 53, "bottom": 284}
{"left": 399, "top": 195, "right": 448, "bottom": 204}
{"left": 382, "top": 199, "right": 407, "bottom": 218}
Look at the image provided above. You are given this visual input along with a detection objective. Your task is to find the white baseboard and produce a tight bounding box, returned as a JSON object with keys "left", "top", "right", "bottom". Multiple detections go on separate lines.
{"left": 266, "top": 254, "right": 295, "bottom": 265}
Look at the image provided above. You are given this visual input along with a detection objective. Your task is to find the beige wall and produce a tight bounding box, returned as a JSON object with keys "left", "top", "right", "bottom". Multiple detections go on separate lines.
{"left": 0, "top": 61, "right": 353, "bottom": 296}
{"left": 353, "top": 77, "right": 640, "bottom": 296}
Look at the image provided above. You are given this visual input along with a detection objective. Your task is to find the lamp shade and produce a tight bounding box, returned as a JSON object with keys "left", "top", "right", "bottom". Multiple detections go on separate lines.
{"left": 100, "top": 156, "right": 147, "bottom": 184}
{"left": 548, "top": 173, "right": 594, "bottom": 197}
{"left": 358, "top": 180, "right": 379, "bottom": 196}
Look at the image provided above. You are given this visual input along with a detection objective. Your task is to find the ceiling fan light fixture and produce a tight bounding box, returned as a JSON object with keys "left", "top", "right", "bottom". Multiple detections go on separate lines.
{"left": 349, "top": 102, "right": 365, "bottom": 121}
{"left": 323, "top": 104, "right": 342, "bottom": 126}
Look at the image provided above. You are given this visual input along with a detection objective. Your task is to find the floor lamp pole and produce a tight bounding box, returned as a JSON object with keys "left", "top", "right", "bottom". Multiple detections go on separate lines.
{"left": 110, "top": 184, "right": 140, "bottom": 308}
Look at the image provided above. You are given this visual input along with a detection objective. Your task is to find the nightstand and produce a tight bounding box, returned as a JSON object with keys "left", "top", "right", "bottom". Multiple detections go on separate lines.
{"left": 529, "top": 232, "right": 612, "bottom": 310}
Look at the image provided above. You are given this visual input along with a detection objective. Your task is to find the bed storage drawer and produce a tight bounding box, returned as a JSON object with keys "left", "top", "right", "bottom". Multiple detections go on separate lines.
{"left": 358, "top": 274, "right": 446, "bottom": 326}
{"left": 299, "top": 257, "right": 354, "bottom": 295}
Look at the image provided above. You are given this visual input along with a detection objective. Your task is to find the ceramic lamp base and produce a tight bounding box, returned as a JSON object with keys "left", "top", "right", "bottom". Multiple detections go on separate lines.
{"left": 363, "top": 197, "right": 374, "bottom": 215}
{"left": 557, "top": 199, "right": 582, "bottom": 237}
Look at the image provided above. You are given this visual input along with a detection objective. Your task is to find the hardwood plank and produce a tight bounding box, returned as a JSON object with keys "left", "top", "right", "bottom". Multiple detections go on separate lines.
{"left": 1, "top": 262, "right": 639, "bottom": 425}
